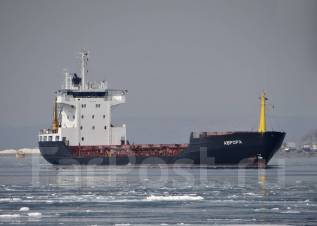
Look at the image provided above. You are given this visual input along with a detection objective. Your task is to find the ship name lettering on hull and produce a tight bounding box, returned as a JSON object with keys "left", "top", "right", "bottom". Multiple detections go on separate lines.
{"left": 224, "top": 140, "right": 243, "bottom": 146}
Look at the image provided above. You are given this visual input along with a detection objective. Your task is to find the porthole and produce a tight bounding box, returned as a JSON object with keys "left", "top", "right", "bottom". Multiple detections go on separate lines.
{"left": 81, "top": 137, "right": 84, "bottom": 141}
{"left": 81, "top": 115, "right": 84, "bottom": 119}
{"left": 103, "top": 115, "right": 105, "bottom": 119}
{"left": 80, "top": 126, "right": 83, "bottom": 130}
{"left": 104, "top": 126, "right": 107, "bottom": 130}
{"left": 92, "top": 126, "right": 95, "bottom": 130}
{"left": 92, "top": 115, "right": 94, "bottom": 119}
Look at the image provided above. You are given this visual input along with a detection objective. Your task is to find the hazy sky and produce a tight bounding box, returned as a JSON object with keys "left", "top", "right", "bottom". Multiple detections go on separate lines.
{"left": 0, "top": 0, "right": 317, "bottom": 148}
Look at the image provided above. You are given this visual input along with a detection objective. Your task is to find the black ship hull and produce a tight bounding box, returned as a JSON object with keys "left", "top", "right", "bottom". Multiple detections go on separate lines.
{"left": 39, "top": 131, "right": 285, "bottom": 166}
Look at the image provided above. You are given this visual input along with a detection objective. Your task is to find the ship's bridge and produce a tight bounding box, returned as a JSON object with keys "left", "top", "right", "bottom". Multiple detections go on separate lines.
{"left": 58, "top": 89, "right": 127, "bottom": 105}
{"left": 39, "top": 50, "right": 128, "bottom": 146}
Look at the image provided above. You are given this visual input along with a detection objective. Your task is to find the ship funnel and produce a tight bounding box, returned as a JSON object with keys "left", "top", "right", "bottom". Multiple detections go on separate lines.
{"left": 52, "top": 97, "right": 59, "bottom": 133}
{"left": 258, "top": 91, "right": 267, "bottom": 133}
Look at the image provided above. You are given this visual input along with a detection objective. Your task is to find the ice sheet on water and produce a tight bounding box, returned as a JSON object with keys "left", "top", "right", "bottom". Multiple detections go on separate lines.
{"left": 0, "top": 155, "right": 316, "bottom": 225}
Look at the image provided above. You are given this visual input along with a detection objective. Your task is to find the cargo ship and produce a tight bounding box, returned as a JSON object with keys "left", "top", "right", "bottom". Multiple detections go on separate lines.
{"left": 38, "top": 50, "right": 285, "bottom": 166}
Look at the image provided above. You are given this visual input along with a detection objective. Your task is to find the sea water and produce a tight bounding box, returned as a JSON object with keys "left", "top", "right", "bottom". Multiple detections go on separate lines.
{"left": 0, "top": 154, "right": 316, "bottom": 225}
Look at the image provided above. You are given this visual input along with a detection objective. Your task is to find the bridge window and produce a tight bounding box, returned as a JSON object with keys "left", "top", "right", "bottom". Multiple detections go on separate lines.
{"left": 56, "top": 136, "right": 59, "bottom": 141}
{"left": 43, "top": 136, "right": 47, "bottom": 141}
{"left": 81, "top": 104, "right": 86, "bottom": 108}
{"left": 96, "top": 104, "right": 100, "bottom": 108}
{"left": 48, "top": 136, "right": 52, "bottom": 141}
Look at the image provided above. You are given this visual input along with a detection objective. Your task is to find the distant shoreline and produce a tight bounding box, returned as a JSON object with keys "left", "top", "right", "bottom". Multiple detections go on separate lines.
{"left": 276, "top": 151, "right": 317, "bottom": 157}
{"left": 0, "top": 148, "right": 40, "bottom": 155}
{"left": 0, "top": 148, "right": 316, "bottom": 158}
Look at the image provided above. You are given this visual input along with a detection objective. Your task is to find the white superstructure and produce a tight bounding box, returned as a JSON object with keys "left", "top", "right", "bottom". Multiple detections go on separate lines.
{"left": 39, "top": 50, "right": 127, "bottom": 146}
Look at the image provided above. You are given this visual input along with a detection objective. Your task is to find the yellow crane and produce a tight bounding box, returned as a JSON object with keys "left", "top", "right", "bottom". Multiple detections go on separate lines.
{"left": 52, "top": 97, "right": 59, "bottom": 133}
{"left": 258, "top": 91, "right": 267, "bottom": 133}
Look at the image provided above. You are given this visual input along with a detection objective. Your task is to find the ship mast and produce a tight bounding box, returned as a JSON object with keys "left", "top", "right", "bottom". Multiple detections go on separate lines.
{"left": 258, "top": 91, "right": 267, "bottom": 133}
{"left": 80, "top": 49, "right": 89, "bottom": 90}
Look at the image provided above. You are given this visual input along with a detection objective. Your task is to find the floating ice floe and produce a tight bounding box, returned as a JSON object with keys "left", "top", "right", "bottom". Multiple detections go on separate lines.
{"left": 27, "top": 212, "right": 42, "bottom": 217}
{"left": 227, "top": 194, "right": 239, "bottom": 199}
{"left": 19, "top": 207, "right": 30, "bottom": 211}
{"left": 0, "top": 198, "right": 21, "bottom": 202}
{"left": 145, "top": 195, "right": 204, "bottom": 201}
{"left": 243, "top": 192, "right": 263, "bottom": 198}
{"left": 254, "top": 208, "right": 269, "bottom": 212}
{"left": 281, "top": 210, "right": 301, "bottom": 214}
